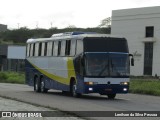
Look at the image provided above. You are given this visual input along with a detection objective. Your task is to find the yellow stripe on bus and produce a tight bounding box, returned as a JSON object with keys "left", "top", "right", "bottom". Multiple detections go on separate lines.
{"left": 28, "top": 57, "right": 76, "bottom": 85}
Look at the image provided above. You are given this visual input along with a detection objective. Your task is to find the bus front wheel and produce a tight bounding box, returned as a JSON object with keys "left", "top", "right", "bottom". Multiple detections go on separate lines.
{"left": 71, "top": 81, "right": 81, "bottom": 98}
{"left": 107, "top": 94, "right": 116, "bottom": 99}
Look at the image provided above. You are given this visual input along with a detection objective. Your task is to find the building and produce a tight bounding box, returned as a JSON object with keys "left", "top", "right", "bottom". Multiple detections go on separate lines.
{"left": 0, "top": 24, "right": 7, "bottom": 32}
{"left": 111, "top": 6, "right": 160, "bottom": 76}
{"left": 0, "top": 45, "right": 26, "bottom": 72}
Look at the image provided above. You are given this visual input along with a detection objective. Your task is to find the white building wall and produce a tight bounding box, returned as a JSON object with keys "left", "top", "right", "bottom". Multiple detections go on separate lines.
{"left": 111, "top": 6, "right": 160, "bottom": 76}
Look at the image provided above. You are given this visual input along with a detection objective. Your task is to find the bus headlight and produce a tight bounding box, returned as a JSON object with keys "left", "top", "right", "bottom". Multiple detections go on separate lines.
{"left": 89, "top": 88, "right": 93, "bottom": 91}
{"left": 120, "top": 82, "right": 129, "bottom": 85}
{"left": 85, "top": 82, "right": 98, "bottom": 85}
{"left": 123, "top": 88, "right": 127, "bottom": 91}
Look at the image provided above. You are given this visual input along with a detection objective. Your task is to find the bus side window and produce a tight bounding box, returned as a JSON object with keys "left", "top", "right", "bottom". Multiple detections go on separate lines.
{"left": 61, "top": 40, "right": 66, "bottom": 56}
{"left": 70, "top": 40, "right": 76, "bottom": 56}
{"left": 32, "top": 43, "right": 35, "bottom": 56}
{"left": 27, "top": 44, "right": 30, "bottom": 57}
{"left": 38, "top": 42, "right": 42, "bottom": 56}
{"left": 30, "top": 44, "right": 33, "bottom": 57}
{"left": 53, "top": 41, "right": 58, "bottom": 56}
{"left": 58, "top": 41, "right": 61, "bottom": 56}
{"left": 76, "top": 40, "right": 83, "bottom": 55}
{"left": 44, "top": 42, "right": 47, "bottom": 56}
{"left": 65, "top": 40, "right": 71, "bottom": 56}
{"left": 41, "top": 43, "right": 45, "bottom": 56}
{"left": 35, "top": 43, "right": 39, "bottom": 57}
{"left": 52, "top": 41, "right": 54, "bottom": 56}
{"left": 47, "top": 42, "right": 52, "bottom": 56}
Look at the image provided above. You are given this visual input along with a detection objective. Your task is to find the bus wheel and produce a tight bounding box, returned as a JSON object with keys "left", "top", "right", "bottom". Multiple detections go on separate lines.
{"left": 71, "top": 81, "right": 81, "bottom": 98}
{"left": 40, "top": 78, "right": 48, "bottom": 93}
{"left": 107, "top": 94, "right": 116, "bottom": 99}
{"left": 34, "top": 77, "right": 41, "bottom": 92}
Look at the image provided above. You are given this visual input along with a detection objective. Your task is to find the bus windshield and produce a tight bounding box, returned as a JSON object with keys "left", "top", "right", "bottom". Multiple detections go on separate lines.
{"left": 85, "top": 53, "right": 129, "bottom": 77}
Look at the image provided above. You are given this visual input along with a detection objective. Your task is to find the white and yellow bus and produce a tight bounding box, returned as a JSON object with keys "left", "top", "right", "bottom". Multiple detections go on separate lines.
{"left": 25, "top": 32, "right": 134, "bottom": 99}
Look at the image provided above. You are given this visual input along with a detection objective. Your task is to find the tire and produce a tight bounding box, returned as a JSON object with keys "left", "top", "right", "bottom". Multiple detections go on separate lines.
{"left": 107, "top": 94, "right": 116, "bottom": 99}
{"left": 71, "top": 81, "right": 81, "bottom": 98}
{"left": 34, "top": 77, "right": 41, "bottom": 92}
{"left": 40, "top": 78, "right": 48, "bottom": 93}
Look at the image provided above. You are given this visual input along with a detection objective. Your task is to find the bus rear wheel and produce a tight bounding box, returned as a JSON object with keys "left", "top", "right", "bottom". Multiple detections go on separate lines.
{"left": 34, "top": 77, "right": 41, "bottom": 92}
{"left": 107, "top": 94, "right": 116, "bottom": 99}
{"left": 40, "top": 78, "right": 48, "bottom": 93}
{"left": 71, "top": 81, "right": 81, "bottom": 98}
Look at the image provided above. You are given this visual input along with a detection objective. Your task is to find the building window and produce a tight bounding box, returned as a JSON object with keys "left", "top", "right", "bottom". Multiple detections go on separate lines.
{"left": 143, "top": 42, "right": 153, "bottom": 75}
{"left": 145, "top": 26, "right": 154, "bottom": 37}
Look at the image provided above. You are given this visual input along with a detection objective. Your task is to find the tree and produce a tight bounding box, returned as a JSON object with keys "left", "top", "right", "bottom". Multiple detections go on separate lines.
{"left": 98, "top": 17, "right": 111, "bottom": 28}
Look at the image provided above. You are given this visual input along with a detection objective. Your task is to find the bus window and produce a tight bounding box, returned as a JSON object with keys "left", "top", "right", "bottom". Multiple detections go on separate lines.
{"left": 27, "top": 44, "right": 30, "bottom": 57}
{"left": 58, "top": 41, "right": 61, "bottom": 56}
{"left": 61, "top": 40, "right": 66, "bottom": 56}
{"left": 30, "top": 44, "right": 33, "bottom": 57}
{"left": 44, "top": 42, "right": 47, "bottom": 56}
{"left": 65, "top": 40, "right": 71, "bottom": 56}
{"left": 32, "top": 43, "right": 35, "bottom": 56}
{"left": 41, "top": 43, "right": 45, "bottom": 56}
{"left": 35, "top": 43, "right": 39, "bottom": 57}
{"left": 52, "top": 42, "right": 54, "bottom": 56}
{"left": 38, "top": 42, "right": 42, "bottom": 56}
{"left": 47, "top": 42, "right": 52, "bottom": 56}
{"left": 76, "top": 40, "right": 83, "bottom": 55}
{"left": 53, "top": 41, "right": 58, "bottom": 56}
{"left": 70, "top": 40, "right": 76, "bottom": 56}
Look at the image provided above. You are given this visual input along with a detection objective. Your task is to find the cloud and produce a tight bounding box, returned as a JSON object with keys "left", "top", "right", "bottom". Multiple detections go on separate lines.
{"left": 1, "top": 0, "right": 160, "bottom": 29}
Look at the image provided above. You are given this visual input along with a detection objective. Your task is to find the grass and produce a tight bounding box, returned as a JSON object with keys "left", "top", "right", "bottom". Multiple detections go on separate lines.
{"left": 129, "top": 79, "right": 160, "bottom": 96}
{"left": 0, "top": 71, "right": 25, "bottom": 84}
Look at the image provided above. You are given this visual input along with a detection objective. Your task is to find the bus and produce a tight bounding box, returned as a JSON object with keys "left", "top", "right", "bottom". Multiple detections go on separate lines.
{"left": 25, "top": 32, "right": 134, "bottom": 99}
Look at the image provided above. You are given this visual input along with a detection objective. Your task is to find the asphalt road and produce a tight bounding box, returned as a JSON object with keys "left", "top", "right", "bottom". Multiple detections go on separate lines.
{"left": 0, "top": 83, "right": 160, "bottom": 120}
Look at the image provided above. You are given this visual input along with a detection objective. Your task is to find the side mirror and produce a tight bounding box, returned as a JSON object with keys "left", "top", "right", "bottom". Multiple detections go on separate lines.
{"left": 129, "top": 54, "right": 134, "bottom": 66}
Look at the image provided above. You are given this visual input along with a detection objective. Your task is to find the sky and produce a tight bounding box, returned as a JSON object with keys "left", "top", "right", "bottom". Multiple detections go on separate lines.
{"left": 1, "top": 0, "right": 160, "bottom": 29}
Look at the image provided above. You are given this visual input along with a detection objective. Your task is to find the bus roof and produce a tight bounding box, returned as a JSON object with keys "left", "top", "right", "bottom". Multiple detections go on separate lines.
{"left": 26, "top": 32, "right": 125, "bottom": 43}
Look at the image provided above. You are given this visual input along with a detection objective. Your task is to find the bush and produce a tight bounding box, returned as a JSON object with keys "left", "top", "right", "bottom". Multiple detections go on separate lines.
{"left": 129, "top": 79, "right": 160, "bottom": 96}
{"left": 0, "top": 72, "right": 25, "bottom": 84}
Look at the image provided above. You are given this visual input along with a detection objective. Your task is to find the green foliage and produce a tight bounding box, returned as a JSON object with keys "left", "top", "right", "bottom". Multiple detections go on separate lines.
{"left": 130, "top": 79, "right": 160, "bottom": 96}
{"left": 0, "top": 72, "right": 25, "bottom": 84}
{"left": 0, "top": 27, "right": 111, "bottom": 44}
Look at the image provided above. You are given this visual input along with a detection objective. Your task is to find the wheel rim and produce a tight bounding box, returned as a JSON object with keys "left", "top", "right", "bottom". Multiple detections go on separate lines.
{"left": 35, "top": 79, "right": 38, "bottom": 91}
{"left": 41, "top": 81, "right": 44, "bottom": 92}
{"left": 72, "top": 84, "right": 77, "bottom": 96}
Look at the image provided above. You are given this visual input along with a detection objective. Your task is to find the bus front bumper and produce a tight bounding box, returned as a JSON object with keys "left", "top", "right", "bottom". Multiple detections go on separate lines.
{"left": 84, "top": 84, "right": 129, "bottom": 95}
